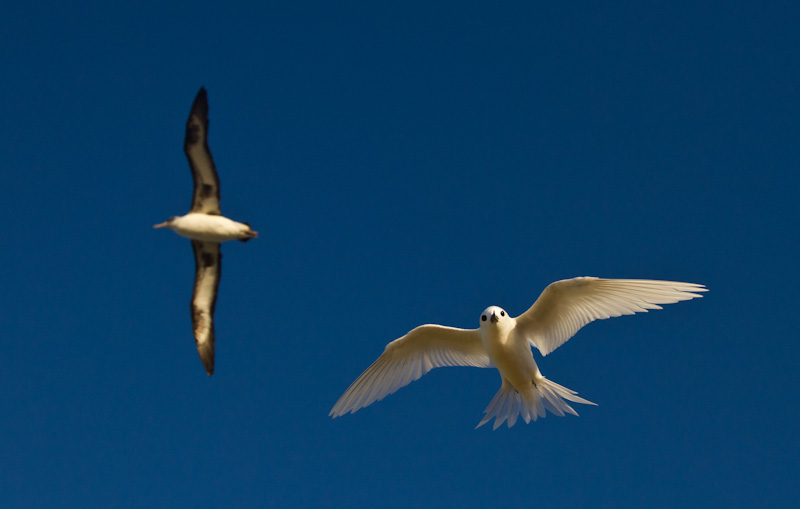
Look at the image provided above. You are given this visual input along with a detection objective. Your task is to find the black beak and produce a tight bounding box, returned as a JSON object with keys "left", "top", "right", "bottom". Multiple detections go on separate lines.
{"left": 490, "top": 311, "right": 498, "bottom": 323}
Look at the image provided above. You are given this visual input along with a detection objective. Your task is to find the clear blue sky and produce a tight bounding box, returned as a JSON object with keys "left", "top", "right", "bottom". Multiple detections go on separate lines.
{"left": 2, "top": 1, "right": 798, "bottom": 507}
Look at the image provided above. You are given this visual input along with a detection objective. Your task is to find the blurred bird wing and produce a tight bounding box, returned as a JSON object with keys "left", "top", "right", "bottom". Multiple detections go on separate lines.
{"left": 515, "top": 277, "right": 706, "bottom": 356}
{"left": 191, "top": 240, "right": 221, "bottom": 375}
{"left": 330, "top": 325, "right": 489, "bottom": 417}
{"left": 185, "top": 88, "right": 221, "bottom": 215}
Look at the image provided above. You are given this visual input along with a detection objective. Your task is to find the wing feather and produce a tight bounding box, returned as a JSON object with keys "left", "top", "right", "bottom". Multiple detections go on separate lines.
{"left": 515, "top": 277, "right": 706, "bottom": 356}
{"left": 190, "top": 240, "right": 221, "bottom": 375}
{"left": 330, "top": 324, "right": 490, "bottom": 417}
{"left": 185, "top": 88, "right": 221, "bottom": 215}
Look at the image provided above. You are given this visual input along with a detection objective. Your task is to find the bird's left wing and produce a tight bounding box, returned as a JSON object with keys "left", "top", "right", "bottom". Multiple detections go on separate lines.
{"left": 190, "top": 240, "right": 222, "bottom": 375}
{"left": 185, "top": 88, "right": 221, "bottom": 215}
{"left": 330, "top": 325, "right": 490, "bottom": 417}
{"left": 515, "top": 277, "right": 706, "bottom": 357}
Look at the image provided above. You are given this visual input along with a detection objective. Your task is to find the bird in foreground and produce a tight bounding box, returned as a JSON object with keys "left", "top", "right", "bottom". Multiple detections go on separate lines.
{"left": 330, "top": 277, "right": 706, "bottom": 429}
{"left": 154, "top": 88, "right": 257, "bottom": 375}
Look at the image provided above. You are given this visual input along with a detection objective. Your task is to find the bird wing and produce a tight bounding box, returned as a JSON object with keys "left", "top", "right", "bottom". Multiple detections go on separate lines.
{"left": 515, "top": 277, "right": 706, "bottom": 356}
{"left": 190, "top": 240, "right": 222, "bottom": 375}
{"left": 330, "top": 325, "right": 490, "bottom": 417}
{"left": 185, "top": 87, "right": 221, "bottom": 215}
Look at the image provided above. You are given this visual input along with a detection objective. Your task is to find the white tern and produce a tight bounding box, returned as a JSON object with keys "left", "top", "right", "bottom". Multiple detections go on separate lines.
{"left": 330, "top": 277, "right": 706, "bottom": 429}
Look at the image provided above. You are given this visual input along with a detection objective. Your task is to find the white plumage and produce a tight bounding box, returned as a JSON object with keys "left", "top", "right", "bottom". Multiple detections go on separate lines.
{"left": 330, "top": 277, "right": 706, "bottom": 429}
{"left": 160, "top": 213, "right": 256, "bottom": 243}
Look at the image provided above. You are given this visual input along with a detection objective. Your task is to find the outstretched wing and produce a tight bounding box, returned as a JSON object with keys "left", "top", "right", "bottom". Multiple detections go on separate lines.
{"left": 515, "top": 277, "right": 706, "bottom": 356}
{"left": 330, "top": 325, "right": 490, "bottom": 417}
{"left": 185, "top": 87, "right": 221, "bottom": 215}
{"left": 190, "top": 240, "right": 222, "bottom": 375}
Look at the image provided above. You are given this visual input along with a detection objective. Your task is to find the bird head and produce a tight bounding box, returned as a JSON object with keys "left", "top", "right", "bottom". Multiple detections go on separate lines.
{"left": 153, "top": 216, "right": 177, "bottom": 229}
{"left": 479, "top": 306, "right": 511, "bottom": 329}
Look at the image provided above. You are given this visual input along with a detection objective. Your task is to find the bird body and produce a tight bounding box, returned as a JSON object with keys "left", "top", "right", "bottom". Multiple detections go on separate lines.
{"left": 330, "top": 277, "right": 706, "bottom": 429}
{"left": 154, "top": 213, "right": 256, "bottom": 243}
{"left": 479, "top": 306, "right": 538, "bottom": 392}
{"left": 476, "top": 305, "right": 595, "bottom": 429}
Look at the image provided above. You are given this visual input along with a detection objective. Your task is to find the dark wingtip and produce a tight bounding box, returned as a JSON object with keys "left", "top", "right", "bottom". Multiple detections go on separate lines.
{"left": 197, "top": 341, "right": 215, "bottom": 376}
{"left": 190, "top": 87, "right": 209, "bottom": 117}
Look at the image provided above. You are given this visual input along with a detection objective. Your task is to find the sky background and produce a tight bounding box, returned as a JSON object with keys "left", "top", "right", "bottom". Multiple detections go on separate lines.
{"left": 2, "top": 1, "right": 798, "bottom": 507}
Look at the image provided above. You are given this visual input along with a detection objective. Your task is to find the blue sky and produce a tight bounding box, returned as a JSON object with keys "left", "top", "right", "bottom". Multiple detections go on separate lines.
{"left": 2, "top": 1, "right": 798, "bottom": 507}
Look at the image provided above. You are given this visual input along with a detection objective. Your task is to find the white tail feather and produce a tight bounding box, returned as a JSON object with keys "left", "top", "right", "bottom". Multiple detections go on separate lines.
{"left": 476, "top": 377, "right": 596, "bottom": 430}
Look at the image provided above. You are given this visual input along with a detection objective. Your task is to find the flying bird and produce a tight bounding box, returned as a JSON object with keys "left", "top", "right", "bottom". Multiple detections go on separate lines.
{"left": 154, "top": 88, "right": 257, "bottom": 375}
{"left": 330, "top": 277, "right": 706, "bottom": 429}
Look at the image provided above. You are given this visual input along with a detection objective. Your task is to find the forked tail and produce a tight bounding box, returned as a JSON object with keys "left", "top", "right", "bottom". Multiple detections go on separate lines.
{"left": 476, "top": 377, "right": 596, "bottom": 430}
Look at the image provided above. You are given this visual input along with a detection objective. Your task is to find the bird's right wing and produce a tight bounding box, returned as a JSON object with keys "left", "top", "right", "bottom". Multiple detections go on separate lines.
{"left": 330, "top": 325, "right": 490, "bottom": 417}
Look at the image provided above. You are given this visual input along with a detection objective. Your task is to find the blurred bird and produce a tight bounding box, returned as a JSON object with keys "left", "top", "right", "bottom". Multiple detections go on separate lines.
{"left": 330, "top": 277, "right": 706, "bottom": 429}
{"left": 154, "top": 88, "right": 257, "bottom": 375}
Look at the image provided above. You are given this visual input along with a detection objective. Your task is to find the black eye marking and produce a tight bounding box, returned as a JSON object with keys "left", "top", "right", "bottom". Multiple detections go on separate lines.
{"left": 481, "top": 315, "right": 487, "bottom": 322}
{"left": 500, "top": 310, "right": 505, "bottom": 317}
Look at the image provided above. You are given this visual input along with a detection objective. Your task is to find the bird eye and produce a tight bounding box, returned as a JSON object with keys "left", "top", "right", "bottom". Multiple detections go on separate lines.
{"left": 500, "top": 310, "right": 505, "bottom": 317}
{"left": 481, "top": 315, "right": 487, "bottom": 322}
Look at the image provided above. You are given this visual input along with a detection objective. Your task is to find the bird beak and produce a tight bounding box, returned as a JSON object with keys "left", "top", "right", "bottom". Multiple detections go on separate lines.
{"left": 153, "top": 221, "right": 169, "bottom": 229}
{"left": 490, "top": 312, "right": 498, "bottom": 323}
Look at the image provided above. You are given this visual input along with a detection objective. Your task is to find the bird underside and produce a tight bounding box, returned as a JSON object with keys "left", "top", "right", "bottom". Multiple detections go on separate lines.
{"left": 169, "top": 213, "right": 257, "bottom": 243}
